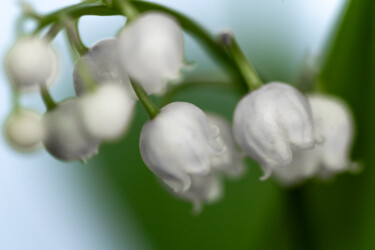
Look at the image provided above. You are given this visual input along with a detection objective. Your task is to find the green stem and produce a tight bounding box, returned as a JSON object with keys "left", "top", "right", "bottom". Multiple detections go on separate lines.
{"left": 130, "top": 80, "right": 160, "bottom": 119}
{"left": 40, "top": 84, "right": 57, "bottom": 111}
{"left": 64, "top": 19, "right": 88, "bottom": 56}
{"left": 219, "top": 31, "right": 262, "bottom": 91}
{"left": 43, "top": 23, "right": 62, "bottom": 42}
{"left": 33, "top": 1, "right": 247, "bottom": 92}
{"left": 114, "top": 0, "right": 138, "bottom": 21}
{"left": 11, "top": 88, "right": 21, "bottom": 112}
{"left": 75, "top": 60, "right": 97, "bottom": 93}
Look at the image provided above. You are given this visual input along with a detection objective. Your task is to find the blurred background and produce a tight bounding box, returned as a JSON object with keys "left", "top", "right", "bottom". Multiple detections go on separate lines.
{"left": 1, "top": 0, "right": 374, "bottom": 249}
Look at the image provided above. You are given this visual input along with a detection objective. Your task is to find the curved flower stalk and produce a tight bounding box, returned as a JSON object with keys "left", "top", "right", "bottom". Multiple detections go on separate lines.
{"left": 79, "top": 82, "right": 136, "bottom": 141}
{"left": 73, "top": 38, "right": 135, "bottom": 98}
{"left": 118, "top": 11, "right": 185, "bottom": 95}
{"left": 233, "top": 82, "right": 317, "bottom": 180}
{"left": 43, "top": 99, "right": 99, "bottom": 161}
{"left": 5, "top": 37, "right": 58, "bottom": 92}
{"left": 207, "top": 113, "right": 245, "bottom": 178}
{"left": 139, "top": 102, "right": 226, "bottom": 193}
{"left": 273, "top": 94, "right": 356, "bottom": 185}
{"left": 4, "top": 109, "right": 44, "bottom": 152}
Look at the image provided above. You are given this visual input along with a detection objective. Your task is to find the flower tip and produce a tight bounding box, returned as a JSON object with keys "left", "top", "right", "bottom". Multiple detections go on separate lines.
{"left": 259, "top": 168, "right": 272, "bottom": 181}
{"left": 192, "top": 200, "right": 203, "bottom": 215}
{"left": 348, "top": 161, "right": 362, "bottom": 174}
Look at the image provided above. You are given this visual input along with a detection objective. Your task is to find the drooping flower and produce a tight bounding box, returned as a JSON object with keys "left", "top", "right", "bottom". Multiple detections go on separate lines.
{"left": 73, "top": 38, "right": 134, "bottom": 98}
{"left": 4, "top": 109, "right": 44, "bottom": 152}
{"left": 118, "top": 12, "right": 185, "bottom": 95}
{"left": 79, "top": 82, "right": 136, "bottom": 141}
{"left": 232, "top": 82, "right": 317, "bottom": 180}
{"left": 43, "top": 99, "right": 99, "bottom": 161}
{"left": 139, "top": 102, "right": 225, "bottom": 193}
{"left": 5, "top": 37, "right": 58, "bottom": 92}
{"left": 273, "top": 94, "right": 356, "bottom": 185}
{"left": 309, "top": 94, "right": 355, "bottom": 174}
{"left": 207, "top": 113, "right": 245, "bottom": 178}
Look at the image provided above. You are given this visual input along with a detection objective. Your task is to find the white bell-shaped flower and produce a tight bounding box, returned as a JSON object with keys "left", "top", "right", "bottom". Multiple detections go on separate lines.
{"left": 73, "top": 38, "right": 135, "bottom": 98}
{"left": 118, "top": 12, "right": 184, "bottom": 95}
{"left": 140, "top": 102, "right": 226, "bottom": 192}
{"left": 4, "top": 109, "right": 44, "bottom": 152}
{"left": 310, "top": 94, "right": 355, "bottom": 175}
{"left": 43, "top": 99, "right": 99, "bottom": 161}
{"left": 273, "top": 94, "right": 355, "bottom": 185}
{"left": 5, "top": 37, "right": 58, "bottom": 92}
{"left": 233, "top": 82, "right": 316, "bottom": 180}
{"left": 207, "top": 114, "right": 245, "bottom": 178}
{"left": 170, "top": 173, "right": 223, "bottom": 214}
{"left": 79, "top": 82, "right": 136, "bottom": 141}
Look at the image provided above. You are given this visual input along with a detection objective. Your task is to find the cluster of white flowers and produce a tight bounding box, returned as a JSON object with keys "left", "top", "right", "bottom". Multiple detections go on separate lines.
{"left": 3, "top": 6, "right": 356, "bottom": 212}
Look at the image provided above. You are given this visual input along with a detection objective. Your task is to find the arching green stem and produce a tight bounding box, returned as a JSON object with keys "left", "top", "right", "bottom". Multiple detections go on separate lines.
{"left": 43, "top": 23, "right": 62, "bottom": 42}
{"left": 33, "top": 1, "right": 248, "bottom": 92}
{"left": 64, "top": 19, "right": 88, "bottom": 56}
{"left": 130, "top": 80, "right": 160, "bottom": 119}
{"left": 40, "top": 83, "right": 57, "bottom": 111}
{"left": 219, "top": 31, "right": 262, "bottom": 91}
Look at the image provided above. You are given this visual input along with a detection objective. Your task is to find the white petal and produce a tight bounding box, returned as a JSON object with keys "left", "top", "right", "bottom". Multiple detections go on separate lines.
{"left": 43, "top": 99, "right": 99, "bottom": 161}
{"left": 4, "top": 109, "right": 44, "bottom": 152}
{"left": 139, "top": 102, "right": 224, "bottom": 191}
{"left": 308, "top": 94, "right": 354, "bottom": 172}
{"left": 118, "top": 12, "right": 184, "bottom": 95}
{"left": 73, "top": 38, "right": 135, "bottom": 99}
{"left": 233, "top": 82, "right": 316, "bottom": 178}
{"left": 177, "top": 173, "right": 223, "bottom": 214}
{"left": 273, "top": 94, "right": 355, "bottom": 185}
{"left": 80, "top": 82, "right": 136, "bottom": 141}
{"left": 207, "top": 113, "right": 246, "bottom": 178}
{"left": 5, "top": 37, "right": 58, "bottom": 92}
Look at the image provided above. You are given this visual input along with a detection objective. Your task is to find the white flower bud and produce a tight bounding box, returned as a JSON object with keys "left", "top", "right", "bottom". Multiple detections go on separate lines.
{"left": 233, "top": 82, "right": 316, "bottom": 180}
{"left": 80, "top": 82, "right": 136, "bottom": 141}
{"left": 73, "top": 39, "right": 135, "bottom": 98}
{"left": 140, "top": 102, "right": 225, "bottom": 193}
{"left": 207, "top": 114, "right": 245, "bottom": 178}
{"left": 118, "top": 12, "right": 184, "bottom": 95}
{"left": 43, "top": 99, "right": 99, "bottom": 161}
{"left": 5, "top": 37, "right": 58, "bottom": 92}
{"left": 273, "top": 94, "right": 355, "bottom": 185}
{"left": 4, "top": 109, "right": 44, "bottom": 152}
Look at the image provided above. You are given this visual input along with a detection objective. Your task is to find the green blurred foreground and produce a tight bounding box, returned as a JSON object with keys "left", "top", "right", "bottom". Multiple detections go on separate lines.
{"left": 84, "top": 0, "right": 375, "bottom": 249}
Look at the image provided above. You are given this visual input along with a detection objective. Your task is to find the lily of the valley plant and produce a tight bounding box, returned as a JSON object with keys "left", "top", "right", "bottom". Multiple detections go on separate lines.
{"left": 3, "top": 0, "right": 357, "bottom": 212}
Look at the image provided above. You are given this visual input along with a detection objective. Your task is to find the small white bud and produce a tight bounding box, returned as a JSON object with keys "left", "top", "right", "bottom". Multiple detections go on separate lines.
{"left": 43, "top": 99, "right": 99, "bottom": 161}
{"left": 118, "top": 12, "right": 185, "bottom": 95}
{"left": 4, "top": 109, "right": 44, "bottom": 152}
{"left": 233, "top": 82, "right": 316, "bottom": 180}
{"left": 5, "top": 37, "right": 58, "bottom": 92}
{"left": 79, "top": 82, "right": 136, "bottom": 141}
{"left": 140, "top": 102, "right": 225, "bottom": 193}
{"left": 73, "top": 38, "right": 135, "bottom": 98}
{"left": 207, "top": 114, "right": 245, "bottom": 178}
